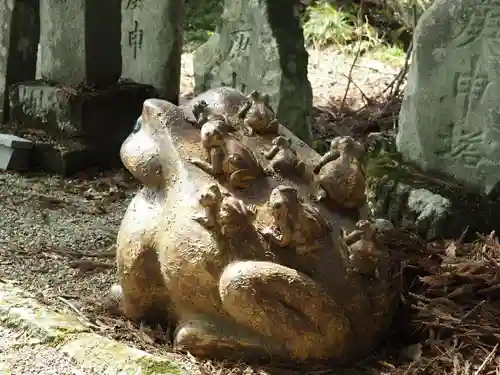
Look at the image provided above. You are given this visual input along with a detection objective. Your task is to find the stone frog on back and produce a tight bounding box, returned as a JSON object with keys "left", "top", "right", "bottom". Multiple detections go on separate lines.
{"left": 109, "top": 96, "right": 398, "bottom": 365}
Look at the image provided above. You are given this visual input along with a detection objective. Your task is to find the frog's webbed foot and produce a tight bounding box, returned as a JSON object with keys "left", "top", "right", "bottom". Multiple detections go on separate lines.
{"left": 263, "top": 165, "right": 284, "bottom": 183}
{"left": 260, "top": 226, "right": 279, "bottom": 242}
{"left": 263, "top": 165, "right": 282, "bottom": 180}
{"left": 263, "top": 166, "right": 274, "bottom": 176}
{"left": 104, "top": 284, "right": 124, "bottom": 316}
{"left": 243, "top": 126, "right": 255, "bottom": 136}
{"left": 174, "top": 316, "right": 285, "bottom": 360}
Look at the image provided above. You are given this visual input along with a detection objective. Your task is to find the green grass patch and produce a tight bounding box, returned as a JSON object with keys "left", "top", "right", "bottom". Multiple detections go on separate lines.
{"left": 182, "top": 0, "right": 407, "bottom": 68}
{"left": 368, "top": 44, "right": 406, "bottom": 66}
{"left": 183, "top": 0, "right": 223, "bottom": 52}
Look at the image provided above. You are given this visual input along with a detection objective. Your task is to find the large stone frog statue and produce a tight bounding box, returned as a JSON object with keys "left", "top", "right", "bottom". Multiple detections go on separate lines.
{"left": 111, "top": 87, "right": 398, "bottom": 364}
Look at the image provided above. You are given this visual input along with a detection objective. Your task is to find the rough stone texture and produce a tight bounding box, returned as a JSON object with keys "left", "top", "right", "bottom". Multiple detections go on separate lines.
{"left": 397, "top": 0, "right": 500, "bottom": 196}
{"left": 0, "top": 133, "right": 32, "bottom": 171}
{"left": 0, "top": 0, "right": 39, "bottom": 123}
{"left": 193, "top": 0, "right": 313, "bottom": 144}
{"left": 8, "top": 81, "right": 159, "bottom": 175}
{"left": 0, "top": 281, "right": 187, "bottom": 374}
{"left": 39, "top": 0, "right": 121, "bottom": 87}
{"left": 36, "top": 42, "right": 41, "bottom": 79}
{"left": 367, "top": 173, "right": 500, "bottom": 241}
{"left": 386, "top": 0, "right": 433, "bottom": 30}
{"left": 368, "top": 178, "right": 453, "bottom": 240}
{"left": 121, "top": 0, "right": 185, "bottom": 104}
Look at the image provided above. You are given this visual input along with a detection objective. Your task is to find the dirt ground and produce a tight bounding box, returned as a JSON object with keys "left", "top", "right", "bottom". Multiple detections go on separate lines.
{"left": 0, "top": 48, "right": 406, "bottom": 374}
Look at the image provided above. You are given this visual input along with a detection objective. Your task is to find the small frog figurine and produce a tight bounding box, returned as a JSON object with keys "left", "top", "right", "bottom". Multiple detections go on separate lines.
{"left": 237, "top": 90, "right": 279, "bottom": 136}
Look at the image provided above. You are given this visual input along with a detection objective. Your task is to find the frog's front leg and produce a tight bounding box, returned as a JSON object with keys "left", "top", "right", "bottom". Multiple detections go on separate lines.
{"left": 189, "top": 148, "right": 225, "bottom": 176}
{"left": 262, "top": 145, "right": 279, "bottom": 160}
{"left": 192, "top": 211, "right": 215, "bottom": 229}
{"left": 237, "top": 100, "right": 252, "bottom": 119}
{"left": 266, "top": 118, "right": 280, "bottom": 133}
{"left": 294, "top": 160, "right": 306, "bottom": 176}
{"left": 196, "top": 112, "right": 209, "bottom": 127}
{"left": 261, "top": 226, "right": 292, "bottom": 248}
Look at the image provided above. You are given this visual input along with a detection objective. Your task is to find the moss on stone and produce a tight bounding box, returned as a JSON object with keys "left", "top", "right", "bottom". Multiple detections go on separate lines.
{"left": 0, "top": 283, "right": 88, "bottom": 344}
{"left": 60, "top": 333, "right": 186, "bottom": 374}
{"left": 136, "top": 357, "right": 183, "bottom": 375}
{"left": 0, "top": 283, "right": 186, "bottom": 374}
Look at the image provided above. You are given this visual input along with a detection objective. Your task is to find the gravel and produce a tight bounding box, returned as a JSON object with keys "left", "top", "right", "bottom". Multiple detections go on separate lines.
{"left": 0, "top": 326, "right": 101, "bottom": 375}
{"left": 0, "top": 168, "right": 136, "bottom": 319}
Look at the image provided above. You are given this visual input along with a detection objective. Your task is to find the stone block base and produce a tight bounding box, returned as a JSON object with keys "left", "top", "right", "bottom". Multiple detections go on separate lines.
{"left": 7, "top": 81, "right": 159, "bottom": 175}
{"left": 30, "top": 139, "right": 95, "bottom": 176}
{"left": 0, "top": 134, "right": 33, "bottom": 171}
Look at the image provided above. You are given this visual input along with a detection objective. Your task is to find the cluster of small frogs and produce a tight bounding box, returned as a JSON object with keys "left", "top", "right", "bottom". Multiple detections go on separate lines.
{"left": 186, "top": 90, "right": 384, "bottom": 277}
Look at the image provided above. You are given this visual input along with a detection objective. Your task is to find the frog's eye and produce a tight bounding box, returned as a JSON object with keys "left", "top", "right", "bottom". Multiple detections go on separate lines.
{"left": 132, "top": 118, "right": 142, "bottom": 133}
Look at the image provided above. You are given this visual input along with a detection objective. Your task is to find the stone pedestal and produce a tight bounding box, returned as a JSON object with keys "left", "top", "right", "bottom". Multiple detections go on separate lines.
{"left": 0, "top": 134, "right": 33, "bottom": 171}
{"left": 193, "top": 0, "right": 313, "bottom": 144}
{"left": 0, "top": 0, "right": 39, "bottom": 123}
{"left": 121, "top": 0, "right": 184, "bottom": 104}
{"left": 5, "top": 0, "right": 158, "bottom": 176}
{"left": 39, "top": 0, "right": 121, "bottom": 87}
{"left": 8, "top": 82, "right": 158, "bottom": 175}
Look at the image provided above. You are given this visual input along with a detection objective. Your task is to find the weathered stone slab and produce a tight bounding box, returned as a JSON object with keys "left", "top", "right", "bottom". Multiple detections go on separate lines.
{"left": 0, "top": 134, "right": 33, "bottom": 171}
{"left": 121, "top": 0, "right": 184, "bottom": 104}
{"left": 0, "top": 282, "right": 88, "bottom": 342}
{"left": 0, "top": 134, "right": 33, "bottom": 149}
{"left": 193, "top": 0, "right": 313, "bottom": 144}
{"left": 8, "top": 81, "right": 158, "bottom": 175}
{"left": 397, "top": 0, "right": 500, "bottom": 196}
{"left": 0, "top": 0, "right": 39, "bottom": 123}
{"left": 0, "top": 281, "right": 187, "bottom": 374}
{"left": 39, "top": 0, "right": 121, "bottom": 87}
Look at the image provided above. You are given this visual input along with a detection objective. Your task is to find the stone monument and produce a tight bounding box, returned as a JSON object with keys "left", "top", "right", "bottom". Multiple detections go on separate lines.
{"left": 193, "top": 0, "right": 313, "bottom": 144}
{"left": 108, "top": 87, "right": 398, "bottom": 364}
{"left": 7, "top": 0, "right": 158, "bottom": 175}
{"left": 121, "top": 0, "right": 185, "bottom": 104}
{"left": 397, "top": 0, "right": 500, "bottom": 196}
{"left": 0, "top": 0, "right": 39, "bottom": 124}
